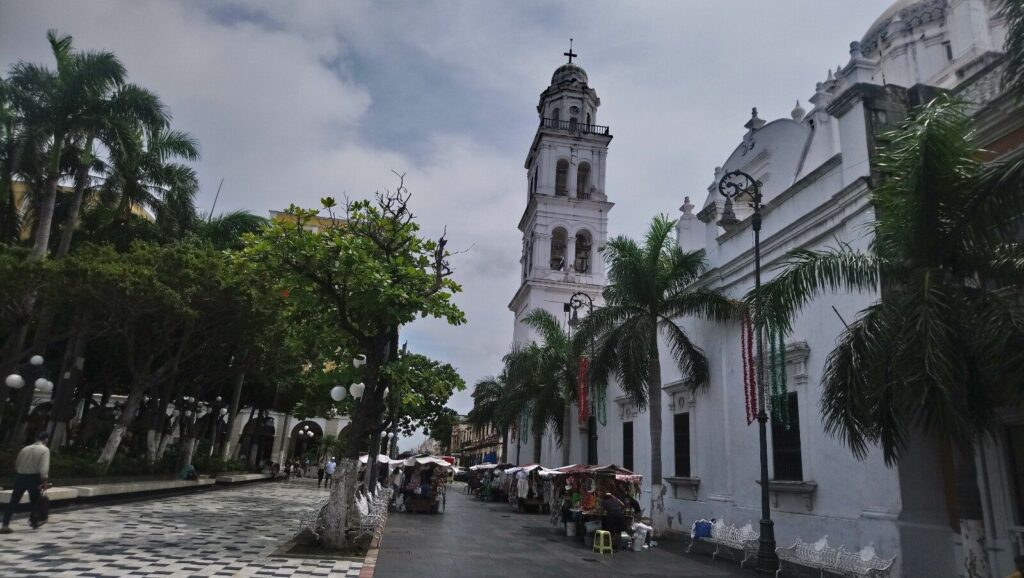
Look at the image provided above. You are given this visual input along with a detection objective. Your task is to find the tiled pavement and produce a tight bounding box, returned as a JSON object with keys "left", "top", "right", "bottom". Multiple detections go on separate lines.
{"left": 0, "top": 479, "right": 361, "bottom": 577}
{"left": 374, "top": 483, "right": 750, "bottom": 578}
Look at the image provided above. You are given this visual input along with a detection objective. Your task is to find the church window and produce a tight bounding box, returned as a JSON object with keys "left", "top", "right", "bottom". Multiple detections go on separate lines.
{"left": 551, "top": 107, "right": 560, "bottom": 123}
{"left": 771, "top": 392, "right": 803, "bottom": 481}
{"left": 555, "top": 160, "right": 569, "bottom": 196}
{"left": 622, "top": 421, "right": 634, "bottom": 471}
{"left": 586, "top": 113, "right": 592, "bottom": 127}
{"left": 574, "top": 230, "right": 592, "bottom": 273}
{"left": 569, "top": 117, "right": 578, "bottom": 130}
{"left": 576, "top": 162, "right": 591, "bottom": 199}
{"left": 550, "top": 228, "right": 567, "bottom": 270}
{"left": 943, "top": 41, "right": 953, "bottom": 61}
{"left": 674, "top": 412, "right": 691, "bottom": 477}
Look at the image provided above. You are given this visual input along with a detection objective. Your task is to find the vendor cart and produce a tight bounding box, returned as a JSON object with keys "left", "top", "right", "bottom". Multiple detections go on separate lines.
{"left": 396, "top": 455, "right": 451, "bottom": 514}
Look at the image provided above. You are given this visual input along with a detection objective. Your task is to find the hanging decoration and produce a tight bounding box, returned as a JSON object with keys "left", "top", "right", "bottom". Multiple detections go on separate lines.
{"left": 741, "top": 311, "right": 757, "bottom": 425}
{"left": 769, "top": 327, "right": 790, "bottom": 428}
{"left": 577, "top": 356, "right": 590, "bottom": 424}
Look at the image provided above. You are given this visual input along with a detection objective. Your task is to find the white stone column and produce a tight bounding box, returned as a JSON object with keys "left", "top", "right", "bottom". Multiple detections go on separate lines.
{"left": 568, "top": 148, "right": 578, "bottom": 198}
{"left": 538, "top": 233, "right": 552, "bottom": 271}
{"left": 566, "top": 235, "right": 577, "bottom": 271}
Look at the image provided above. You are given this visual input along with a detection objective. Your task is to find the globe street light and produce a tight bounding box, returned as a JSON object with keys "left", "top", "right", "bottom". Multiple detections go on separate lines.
{"left": 349, "top": 382, "right": 365, "bottom": 400}
{"left": 565, "top": 291, "right": 597, "bottom": 465}
{"left": 717, "top": 168, "right": 777, "bottom": 572}
{"left": 330, "top": 385, "right": 347, "bottom": 402}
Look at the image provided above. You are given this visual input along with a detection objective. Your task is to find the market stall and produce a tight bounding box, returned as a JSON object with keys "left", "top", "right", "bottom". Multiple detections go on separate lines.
{"left": 395, "top": 455, "right": 452, "bottom": 514}
{"left": 501, "top": 464, "right": 560, "bottom": 513}
{"left": 548, "top": 464, "right": 644, "bottom": 546}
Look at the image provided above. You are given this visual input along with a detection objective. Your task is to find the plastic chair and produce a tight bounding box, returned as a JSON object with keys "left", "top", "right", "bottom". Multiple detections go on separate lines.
{"left": 593, "top": 530, "right": 613, "bottom": 554}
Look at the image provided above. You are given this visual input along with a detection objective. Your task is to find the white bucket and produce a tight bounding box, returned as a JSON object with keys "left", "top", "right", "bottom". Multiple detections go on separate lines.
{"left": 566, "top": 523, "right": 577, "bottom": 537}
{"left": 632, "top": 529, "right": 647, "bottom": 551}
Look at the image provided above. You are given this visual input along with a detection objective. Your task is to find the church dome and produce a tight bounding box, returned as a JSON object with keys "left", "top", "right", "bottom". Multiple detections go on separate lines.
{"left": 860, "top": 0, "right": 947, "bottom": 54}
{"left": 551, "top": 62, "right": 588, "bottom": 86}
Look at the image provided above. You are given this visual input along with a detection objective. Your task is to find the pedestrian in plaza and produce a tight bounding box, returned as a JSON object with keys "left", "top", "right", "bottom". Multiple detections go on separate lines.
{"left": 324, "top": 457, "right": 337, "bottom": 488}
{"left": 1, "top": 431, "right": 51, "bottom": 533}
{"left": 317, "top": 463, "right": 325, "bottom": 488}
{"left": 303, "top": 457, "right": 310, "bottom": 477}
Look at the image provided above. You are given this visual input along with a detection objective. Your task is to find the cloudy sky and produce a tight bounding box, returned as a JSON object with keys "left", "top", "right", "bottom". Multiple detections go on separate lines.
{"left": 1, "top": 0, "right": 895, "bottom": 448}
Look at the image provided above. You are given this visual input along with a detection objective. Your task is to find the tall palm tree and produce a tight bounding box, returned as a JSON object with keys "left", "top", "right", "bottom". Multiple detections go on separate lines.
{"left": 519, "top": 309, "right": 581, "bottom": 464}
{"left": 579, "top": 215, "right": 734, "bottom": 530}
{"left": 467, "top": 374, "right": 516, "bottom": 463}
{"left": 7, "top": 30, "right": 128, "bottom": 262}
{"left": 504, "top": 340, "right": 569, "bottom": 464}
{"left": 751, "top": 96, "right": 1024, "bottom": 577}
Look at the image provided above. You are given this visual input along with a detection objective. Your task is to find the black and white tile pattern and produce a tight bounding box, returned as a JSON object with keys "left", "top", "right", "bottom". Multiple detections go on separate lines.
{"left": 0, "top": 481, "right": 362, "bottom": 577}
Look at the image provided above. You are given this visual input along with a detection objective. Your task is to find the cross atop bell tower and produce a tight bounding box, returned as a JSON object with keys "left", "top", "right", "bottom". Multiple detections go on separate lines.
{"left": 509, "top": 54, "right": 614, "bottom": 346}
{"left": 564, "top": 38, "right": 577, "bottom": 64}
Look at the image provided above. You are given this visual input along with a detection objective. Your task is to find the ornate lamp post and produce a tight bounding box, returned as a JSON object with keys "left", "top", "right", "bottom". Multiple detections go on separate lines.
{"left": 717, "top": 169, "right": 777, "bottom": 572}
{"left": 565, "top": 291, "right": 597, "bottom": 465}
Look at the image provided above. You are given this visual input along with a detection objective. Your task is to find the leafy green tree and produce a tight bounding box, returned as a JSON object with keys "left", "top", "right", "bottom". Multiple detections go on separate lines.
{"left": 751, "top": 96, "right": 1024, "bottom": 577}
{"left": 237, "top": 179, "right": 464, "bottom": 549}
{"left": 578, "top": 215, "right": 733, "bottom": 530}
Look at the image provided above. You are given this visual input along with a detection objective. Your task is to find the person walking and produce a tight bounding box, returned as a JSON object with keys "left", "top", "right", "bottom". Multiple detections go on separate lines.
{"left": 317, "top": 463, "right": 326, "bottom": 488}
{"left": 324, "top": 457, "right": 337, "bottom": 489}
{"left": 1, "top": 431, "right": 51, "bottom": 533}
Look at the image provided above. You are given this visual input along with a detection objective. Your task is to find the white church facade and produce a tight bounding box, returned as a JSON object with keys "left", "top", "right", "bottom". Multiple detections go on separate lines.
{"left": 507, "top": 2, "right": 1022, "bottom": 577}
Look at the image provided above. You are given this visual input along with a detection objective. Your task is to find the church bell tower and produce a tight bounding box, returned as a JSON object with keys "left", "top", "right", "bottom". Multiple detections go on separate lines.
{"left": 509, "top": 44, "right": 613, "bottom": 346}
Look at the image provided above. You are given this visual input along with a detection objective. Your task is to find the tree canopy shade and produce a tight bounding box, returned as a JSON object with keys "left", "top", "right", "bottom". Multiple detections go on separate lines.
{"left": 576, "top": 215, "right": 734, "bottom": 530}
{"left": 750, "top": 95, "right": 1024, "bottom": 465}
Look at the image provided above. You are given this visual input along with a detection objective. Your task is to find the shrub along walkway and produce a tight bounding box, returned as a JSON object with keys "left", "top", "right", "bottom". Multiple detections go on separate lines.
{"left": 373, "top": 484, "right": 748, "bottom": 578}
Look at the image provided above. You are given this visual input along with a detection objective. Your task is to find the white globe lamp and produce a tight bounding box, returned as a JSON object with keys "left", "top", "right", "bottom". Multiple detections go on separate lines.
{"left": 219, "top": 407, "right": 228, "bottom": 416}
{"left": 349, "top": 382, "right": 365, "bottom": 400}
{"left": 330, "top": 385, "right": 347, "bottom": 402}
{"left": 353, "top": 354, "right": 366, "bottom": 368}
{"left": 5, "top": 374, "right": 24, "bottom": 389}
{"left": 29, "top": 355, "right": 44, "bottom": 366}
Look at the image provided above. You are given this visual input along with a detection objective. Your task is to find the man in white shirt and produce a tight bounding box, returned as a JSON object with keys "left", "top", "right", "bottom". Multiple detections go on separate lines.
{"left": 324, "top": 458, "right": 337, "bottom": 488}
{"left": 1, "top": 431, "right": 51, "bottom": 533}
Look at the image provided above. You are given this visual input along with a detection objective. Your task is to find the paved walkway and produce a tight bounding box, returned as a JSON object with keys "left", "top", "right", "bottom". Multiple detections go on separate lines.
{"left": 0, "top": 480, "right": 361, "bottom": 577}
{"left": 374, "top": 484, "right": 748, "bottom": 578}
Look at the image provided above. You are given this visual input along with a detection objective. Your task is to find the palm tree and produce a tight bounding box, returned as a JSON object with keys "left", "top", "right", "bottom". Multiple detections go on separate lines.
{"left": 192, "top": 210, "right": 268, "bottom": 250}
{"left": 751, "top": 96, "right": 1024, "bottom": 577}
{"left": 1001, "top": 0, "right": 1024, "bottom": 98}
{"left": 6, "top": 30, "right": 128, "bottom": 262}
{"left": 579, "top": 215, "right": 734, "bottom": 530}
{"left": 467, "top": 374, "right": 516, "bottom": 463}
{"left": 504, "top": 340, "right": 569, "bottom": 464}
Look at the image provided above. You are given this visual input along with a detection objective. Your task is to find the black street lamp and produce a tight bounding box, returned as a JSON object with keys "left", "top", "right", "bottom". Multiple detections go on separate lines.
{"left": 717, "top": 169, "right": 777, "bottom": 572}
{"left": 564, "top": 291, "right": 597, "bottom": 465}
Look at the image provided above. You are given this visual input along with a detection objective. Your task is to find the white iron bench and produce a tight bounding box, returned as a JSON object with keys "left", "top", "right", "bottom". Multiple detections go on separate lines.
{"left": 687, "top": 519, "right": 760, "bottom": 568}
{"left": 776, "top": 537, "right": 895, "bottom": 578}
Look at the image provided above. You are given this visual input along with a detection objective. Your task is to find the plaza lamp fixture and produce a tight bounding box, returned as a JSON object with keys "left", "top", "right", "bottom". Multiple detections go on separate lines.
{"left": 5, "top": 354, "right": 45, "bottom": 391}
{"left": 716, "top": 168, "right": 777, "bottom": 572}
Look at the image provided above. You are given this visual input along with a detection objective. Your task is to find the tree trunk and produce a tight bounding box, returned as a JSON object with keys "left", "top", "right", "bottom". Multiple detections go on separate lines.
{"left": 221, "top": 372, "right": 244, "bottom": 460}
{"left": 29, "top": 147, "right": 61, "bottom": 262}
{"left": 47, "top": 320, "right": 89, "bottom": 451}
{"left": 55, "top": 138, "right": 92, "bottom": 258}
{"left": 648, "top": 352, "right": 666, "bottom": 533}
{"left": 561, "top": 404, "right": 572, "bottom": 466}
{"left": 501, "top": 428, "right": 509, "bottom": 464}
{"left": 954, "top": 443, "right": 991, "bottom": 578}
{"left": 533, "top": 427, "right": 543, "bottom": 464}
{"left": 363, "top": 430, "right": 382, "bottom": 492}
{"left": 319, "top": 457, "right": 360, "bottom": 549}
{"left": 95, "top": 386, "right": 144, "bottom": 474}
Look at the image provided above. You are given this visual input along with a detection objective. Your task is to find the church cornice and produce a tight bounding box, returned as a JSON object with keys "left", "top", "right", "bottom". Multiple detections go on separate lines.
{"left": 517, "top": 194, "right": 615, "bottom": 232}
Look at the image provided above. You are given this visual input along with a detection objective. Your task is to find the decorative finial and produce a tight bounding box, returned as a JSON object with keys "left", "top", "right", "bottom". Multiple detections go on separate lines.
{"left": 564, "top": 38, "right": 578, "bottom": 64}
{"left": 849, "top": 41, "right": 863, "bottom": 59}
{"left": 681, "top": 196, "right": 694, "bottom": 216}
{"left": 745, "top": 107, "right": 765, "bottom": 131}
{"left": 791, "top": 100, "right": 806, "bottom": 121}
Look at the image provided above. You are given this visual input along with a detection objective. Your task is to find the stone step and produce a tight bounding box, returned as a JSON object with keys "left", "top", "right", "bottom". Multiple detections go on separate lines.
{"left": 1, "top": 486, "right": 79, "bottom": 504}
{"left": 69, "top": 478, "right": 215, "bottom": 497}
{"left": 215, "top": 473, "right": 274, "bottom": 484}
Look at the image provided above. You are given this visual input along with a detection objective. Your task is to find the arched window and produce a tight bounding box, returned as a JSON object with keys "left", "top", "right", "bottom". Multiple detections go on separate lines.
{"left": 586, "top": 113, "right": 592, "bottom": 127}
{"left": 576, "top": 162, "right": 591, "bottom": 199}
{"left": 550, "top": 228, "right": 567, "bottom": 270}
{"left": 569, "top": 117, "right": 578, "bottom": 130}
{"left": 555, "top": 160, "right": 569, "bottom": 196}
{"left": 574, "top": 230, "right": 592, "bottom": 274}
{"left": 551, "top": 108, "right": 560, "bottom": 123}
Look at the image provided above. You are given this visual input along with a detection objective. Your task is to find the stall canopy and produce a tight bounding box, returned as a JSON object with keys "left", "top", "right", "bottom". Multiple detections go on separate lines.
{"left": 403, "top": 456, "right": 452, "bottom": 469}
{"left": 358, "top": 453, "right": 390, "bottom": 464}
